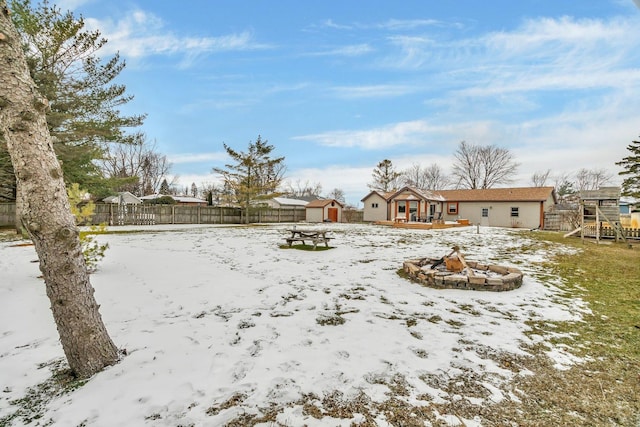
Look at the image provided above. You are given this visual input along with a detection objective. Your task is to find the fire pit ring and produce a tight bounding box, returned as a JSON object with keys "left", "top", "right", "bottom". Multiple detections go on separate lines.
{"left": 402, "top": 249, "right": 523, "bottom": 292}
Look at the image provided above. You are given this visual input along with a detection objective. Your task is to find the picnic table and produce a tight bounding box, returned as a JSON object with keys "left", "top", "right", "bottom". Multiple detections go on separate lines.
{"left": 285, "top": 228, "right": 333, "bottom": 250}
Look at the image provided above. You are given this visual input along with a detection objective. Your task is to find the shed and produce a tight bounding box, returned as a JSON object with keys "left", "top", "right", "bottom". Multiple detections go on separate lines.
{"left": 305, "top": 199, "right": 343, "bottom": 223}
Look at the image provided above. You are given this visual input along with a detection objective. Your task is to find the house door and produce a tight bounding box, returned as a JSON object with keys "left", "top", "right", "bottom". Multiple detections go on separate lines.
{"left": 481, "top": 207, "right": 489, "bottom": 226}
{"left": 328, "top": 208, "right": 338, "bottom": 222}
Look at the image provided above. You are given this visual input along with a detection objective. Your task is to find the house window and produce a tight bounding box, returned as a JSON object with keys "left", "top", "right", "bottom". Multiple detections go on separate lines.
{"left": 398, "top": 201, "right": 406, "bottom": 214}
{"left": 371, "top": 203, "right": 379, "bottom": 208}
{"left": 447, "top": 202, "right": 458, "bottom": 215}
{"left": 511, "top": 207, "right": 519, "bottom": 217}
{"left": 482, "top": 208, "right": 488, "bottom": 217}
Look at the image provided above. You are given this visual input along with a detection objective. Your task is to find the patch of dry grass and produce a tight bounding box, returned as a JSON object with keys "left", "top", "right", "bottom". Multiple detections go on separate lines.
{"left": 218, "top": 232, "right": 640, "bottom": 426}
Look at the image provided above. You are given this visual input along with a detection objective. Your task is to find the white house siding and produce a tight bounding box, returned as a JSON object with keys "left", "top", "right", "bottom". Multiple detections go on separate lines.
{"left": 306, "top": 208, "right": 324, "bottom": 223}
{"left": 362, "top": 193, "right": 388, "bottom": 222}
{"left": 443, "top": 201, "right": 545, "bottom": 229}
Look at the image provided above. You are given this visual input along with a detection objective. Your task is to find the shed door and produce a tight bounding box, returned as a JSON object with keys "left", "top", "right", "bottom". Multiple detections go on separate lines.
{"left": 328, "top": 208, "right": 338, "bottom": 222}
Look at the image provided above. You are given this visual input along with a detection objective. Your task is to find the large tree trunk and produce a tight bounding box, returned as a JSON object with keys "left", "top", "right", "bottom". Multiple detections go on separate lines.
{"left": 0, "top": 1, "right": 118, "bottom": 378}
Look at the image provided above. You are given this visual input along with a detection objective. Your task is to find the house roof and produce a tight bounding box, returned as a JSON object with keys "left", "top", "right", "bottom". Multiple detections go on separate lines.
{"left": 388, "top": 186, "right": 446, "bottom": 202}
{"left": 306, "top": 198, "right": 344, "bottom": 208}
{"left": 436, "top": 187, "right": 556, "bottom": 203}
{"left": 360, "top": 190, "right": 395, "bottom": 202}
{"left": 102, "top": 192, "right": 142, "bottom": 204}
{"left": 272, "top": 197, "right": 309, "bottom": 207}
{"left": 140, "top": 194, "right": 207, "bottom": 204}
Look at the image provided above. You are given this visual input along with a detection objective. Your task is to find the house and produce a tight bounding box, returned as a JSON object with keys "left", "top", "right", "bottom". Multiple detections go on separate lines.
{"left": 361, "top": 186, "right": 557, "bottom": 229}
{"left": 140, "top": 194, "right": 207, "bottom": 206}
{"left": 102, "top": 191, "right": 142, "bottom": 205}
{"left": 436, "top": 187, "right": 556, "bottom": 229}
{"left": 305, "top": 199, "right": 343, "bottom": 223}
{"left": 265, "top": 197, "right": 309, "bottom": 209}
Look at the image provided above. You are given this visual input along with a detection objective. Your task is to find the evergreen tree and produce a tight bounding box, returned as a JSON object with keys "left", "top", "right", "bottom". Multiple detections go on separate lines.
{"left": 159, "top": 178, "right": 171, "bottom": 195}
{"left": 616, "top": 137, "right": 640, "bottom": 199}
{"left": 0, "top": 0, "right": 118, "bottom": 377}
{"left": 1, "top": 0, "right": 145, "bottom": 199}
{"left": 191, "top": 182, "right": 198, "bottom": 198}
{"left": 213, "top": 135, "right": 285, "bottom": 224}
{"left": 368, "top": 159, "right": 401, "bottom": 192}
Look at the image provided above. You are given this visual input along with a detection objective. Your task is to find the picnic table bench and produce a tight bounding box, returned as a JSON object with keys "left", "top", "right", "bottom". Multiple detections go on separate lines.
{"left": 285, "top": 228, "right": 333, "bottom": 250}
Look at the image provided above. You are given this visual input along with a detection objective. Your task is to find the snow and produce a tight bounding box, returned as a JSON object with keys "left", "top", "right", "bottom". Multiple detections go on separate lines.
{"left": 0, "top": 223, "right": 586, "bottom": 426}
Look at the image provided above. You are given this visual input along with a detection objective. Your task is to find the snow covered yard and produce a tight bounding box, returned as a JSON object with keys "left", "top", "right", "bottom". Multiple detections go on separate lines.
{"left": 0, "top": 224, "right": 587, "bottom": 426}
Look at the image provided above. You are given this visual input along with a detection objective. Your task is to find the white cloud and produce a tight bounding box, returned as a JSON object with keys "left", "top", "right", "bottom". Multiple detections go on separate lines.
{"left": 306, "top": 44, "right": 374, "bottom": 57}
{"left": 84, "top": 9, "right": 269, "bottom": 64}
{"left": 331, "top": 84, "right": 413, "bottom": 99}
{"left": 377, "top": 18, "right": 446, "bottom": 30}
{"left": 293, "top": 120, "right": 433, "bottom": 149}
{"left": 293, "top": 119, "right": 503, "bottom": 150}
{"left": 168, "top": 152, "right": 228, "bottom": 164}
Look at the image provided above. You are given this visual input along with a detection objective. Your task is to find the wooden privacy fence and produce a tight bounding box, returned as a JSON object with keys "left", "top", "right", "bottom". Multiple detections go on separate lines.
{"left": 0, "top": 202, "right": 308, "bottom": 227}
{"left": 0, "top": 203, "right": 16, "bottom": 228}
{"left": 93, "top": 204, "right": 309, "bottom": 226}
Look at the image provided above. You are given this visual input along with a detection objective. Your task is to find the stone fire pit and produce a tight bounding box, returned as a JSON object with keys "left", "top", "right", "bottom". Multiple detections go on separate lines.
{"left": 403, "top": 251, "right": 523, "bottom": 292}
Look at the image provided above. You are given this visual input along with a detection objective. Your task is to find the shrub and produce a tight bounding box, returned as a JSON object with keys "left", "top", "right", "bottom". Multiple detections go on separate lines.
{"left": 67, "top": 184, "right": 109, "bottom": 272}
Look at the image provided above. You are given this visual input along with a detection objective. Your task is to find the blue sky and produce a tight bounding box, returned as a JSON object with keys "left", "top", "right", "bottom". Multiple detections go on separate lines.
{"left": 59, "top": 0, "right": 640, "bottom": 206}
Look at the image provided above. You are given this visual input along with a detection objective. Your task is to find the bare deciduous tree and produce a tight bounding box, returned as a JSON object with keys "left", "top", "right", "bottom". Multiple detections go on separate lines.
{"left": 402, "top": 163, "right": 450, "bottom": 190}
{"left": 282, "top": 179, "right": 323, "bottom": 199}
{"left": 531, "top": 169, "right": 552, "bottom": 187}
{"left": 424, "top": 163, "right": 450, "bottom": 190}
{"left": 0, "top": 1, "right": 118, "bottom": 378}
{"left": 100, "top": 137, "right": 171, "bottom": 196}
{"left": 401, "top": 163, "right": 429, "bottom": 189}
{"left": 575, "top": 168, "right": 613, "bottom": 192}
{"left": 326, "top": 188, "right": 346, "bottom": 203}
{"left": 451, "top": 141, "right": 519, "bottom": 189}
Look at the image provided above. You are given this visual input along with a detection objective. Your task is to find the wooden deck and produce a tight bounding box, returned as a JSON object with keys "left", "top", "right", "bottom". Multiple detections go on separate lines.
{"left": 374, "top": 220, "right": 472, "bottom": 230}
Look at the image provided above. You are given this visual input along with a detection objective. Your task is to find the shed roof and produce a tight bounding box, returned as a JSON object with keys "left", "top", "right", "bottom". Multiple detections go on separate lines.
{"left": 306, "top": 198, "right": 344, "bottom": 208}
{"left": 272, "top": 197, "right": 309, "bottom": 207}
{"left": 436, "top": 187, "right": 556, "bottom": 203}
{"left": 102, "top": 192, "right": 142, "bottom": 204}
{"left": 579, "top": 187, "right": 620, "bottom": 201}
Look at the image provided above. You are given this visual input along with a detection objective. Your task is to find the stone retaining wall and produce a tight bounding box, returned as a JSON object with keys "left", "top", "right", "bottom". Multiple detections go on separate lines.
{"left": 403, "top": 258, "right": 523, "bottom": 292}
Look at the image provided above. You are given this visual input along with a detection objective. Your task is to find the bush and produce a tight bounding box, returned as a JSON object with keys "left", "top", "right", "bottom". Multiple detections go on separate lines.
{"left": 147, "top": 195, "right": 176, "bottom": 205}
{"left": 67, "top": 184, "right": 109, "bottom": 272}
